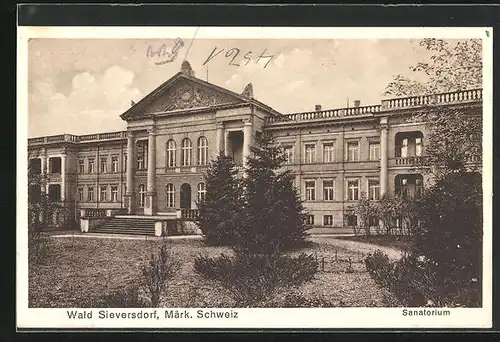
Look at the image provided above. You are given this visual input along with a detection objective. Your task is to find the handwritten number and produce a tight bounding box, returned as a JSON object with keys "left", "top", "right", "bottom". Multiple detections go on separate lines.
{"left": 243, "top": 51, "right": 252, "bottom": 65}
{"left": 202, "top": 47, "right": 224, "bottom": 66}
{"left": 257, "top": 49, "right": 274, "bottom": 68}
{"left": 226, "top": 48, "right": 240, "bottom": 66}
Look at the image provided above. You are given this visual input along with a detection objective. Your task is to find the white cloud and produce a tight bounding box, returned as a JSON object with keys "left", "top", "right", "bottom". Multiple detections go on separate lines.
{"left": 29, "top": 65, "right": 142, "bottom": 136}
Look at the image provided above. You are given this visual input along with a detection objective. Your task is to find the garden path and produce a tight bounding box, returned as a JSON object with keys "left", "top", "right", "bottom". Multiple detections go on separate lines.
{"left": 310, "top": 235, "right": 404, "bottom": 260}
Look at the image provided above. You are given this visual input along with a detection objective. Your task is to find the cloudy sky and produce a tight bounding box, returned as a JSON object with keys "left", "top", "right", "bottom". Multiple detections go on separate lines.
{"left": 28, "top": 38, "right": 442, "bottom": 137}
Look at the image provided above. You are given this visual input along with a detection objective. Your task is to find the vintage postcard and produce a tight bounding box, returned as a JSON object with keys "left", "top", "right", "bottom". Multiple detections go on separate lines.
{"left": 17, "top": 26, "right": 492, "bottom": 329}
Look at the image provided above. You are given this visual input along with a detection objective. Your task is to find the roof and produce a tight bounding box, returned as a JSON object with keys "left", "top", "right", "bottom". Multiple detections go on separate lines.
{"left": 120, "top": 63, "right": 281, "bottom": 120}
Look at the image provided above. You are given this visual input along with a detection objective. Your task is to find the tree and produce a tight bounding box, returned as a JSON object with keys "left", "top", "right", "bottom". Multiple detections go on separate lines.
{"left": 353, "top": 192, "right": 377, "bottom": 236}
{"left": 385, "top": 39, "right": 482, "bottom": 97}
{"left": 194, "top": 133, "right": 317, "bottom": 307}
{"left": 236, "top": 132, "right": 309, "bottom": 253}
{"left": 385, "top": 39, "right": 482, "bottom": 175}
{"left": 365, "top": 39, "right": 484, "bottom": 307}
{"left": 197, "top": 152, "right": 242, "bottom": 246}
{"left": 375, "top": 194, "right": 398, "bottom": 235}
{"left": 28, "top": 149, "right": 65, "bottom": 263}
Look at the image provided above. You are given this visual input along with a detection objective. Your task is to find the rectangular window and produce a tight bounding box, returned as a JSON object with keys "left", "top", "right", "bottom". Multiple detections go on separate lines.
{"left": 323, "top": 180, "right": 335, "bottom": 201}
{"left": 306, "top": 215, "right": 315, "bottom": 225}
{"left": 323, "top": 142, "right": 335, "bottom": 163}
{"left": 111, "top": 186, "right": 118, "bottom": 202}
{"left": 77, "top": 187, "right": 84, "bottom": 202}
{"left": 347, "top": 141, "right": 359, "bottom": 161}
{"left": 347, "top": 179, "right": 359, "bottom": 201}
{"left": 100, "top": 186, "right": 107, "bottom": 202}
{"left": 88, "top": 158, "right": 95, "bottom": 173}
{"left": 100, "top": 158, "right": 107, "bottom": 173}
{"left": 305, "top": 144, "right": 316, "bottom": 164}
{"left": 369, "top": 142, "right": 380, "bottom": 161}
{"left": 368, "top": 179, "right": 380, "bottom": 200}
{"left": 284, "top": 145, "right": 294, "bottom": 164}
{"left": 415, "top": 137, "right": 422, "bottom": 157}
{"left": 305, "top": 181, "right": 316, "bottom": 201}
{"left": 111, "top": 156, "right": 119, "bottom": 173}
{"left": 78, "top": 159, "right": 85, "bottom": 174}
{"left": 88, "top": 187, "right": 94, "bottom": 202}
{"left": 137, "top": 143, "right": 147, "bottom": 170}
{"left": 323, "top": 215, "right": 333, "bottom": 226}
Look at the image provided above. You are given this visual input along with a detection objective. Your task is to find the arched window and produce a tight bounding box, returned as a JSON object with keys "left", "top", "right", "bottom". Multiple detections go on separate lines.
{"left": 166, "top": 183, "right": 175, "bottom": 208}
{"left": 197, "top": 182, "right": 206, "bottom": 203}
{"left": 166, "top": 140, "right": 176, "bottom": 168}
{"left": 181, "top": 138, "right": 192, "bottom": 167}
{"left": 138, "top": 184, "right": 146, "bottom": 208}
{"left": 197, "top": 136, "right": 208, "bottom": 166}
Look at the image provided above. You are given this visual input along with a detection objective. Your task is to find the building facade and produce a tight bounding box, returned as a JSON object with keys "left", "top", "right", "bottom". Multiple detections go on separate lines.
{"left": 28, "top": 61, "right": 483, "bottom": 231}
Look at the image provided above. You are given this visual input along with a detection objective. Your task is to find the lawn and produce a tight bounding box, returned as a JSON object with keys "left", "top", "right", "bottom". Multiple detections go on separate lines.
{"left": 334, "top": 235, "right": 413, "bottom": 251}
{"left": 29, "top": 236, "right": 390, "bottom": 308}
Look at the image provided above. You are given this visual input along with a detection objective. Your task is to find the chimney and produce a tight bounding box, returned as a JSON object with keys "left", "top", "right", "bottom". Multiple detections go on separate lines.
{"left": 315, "top": 104, "right": 322, "bottom": 111}
{"left": 354, "top": 100, "right": 361, "bottom": 107}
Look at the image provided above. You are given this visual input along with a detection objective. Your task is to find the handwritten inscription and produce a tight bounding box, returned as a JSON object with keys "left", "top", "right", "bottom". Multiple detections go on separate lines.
{"left": 202, "top": 47, "right": 274, "bottom": 68}
{"left": 146, "top": 38, "right": 185, "bottom": 65}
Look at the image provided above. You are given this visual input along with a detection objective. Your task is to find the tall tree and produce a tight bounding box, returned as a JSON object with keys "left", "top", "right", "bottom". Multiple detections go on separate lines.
{"left": 365, "top": 39, "right": 484, "bottom": 307}
{"left": 197, "top": 152, "right": 242, "bottom": 246}
{"left": 236, "top": 133, "right": 309, "bottom": 254}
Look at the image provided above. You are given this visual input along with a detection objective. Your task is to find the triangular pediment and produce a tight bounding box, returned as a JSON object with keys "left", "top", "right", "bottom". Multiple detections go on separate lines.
{"left": 126, "top": 75, "right": 246, "bottom": 118}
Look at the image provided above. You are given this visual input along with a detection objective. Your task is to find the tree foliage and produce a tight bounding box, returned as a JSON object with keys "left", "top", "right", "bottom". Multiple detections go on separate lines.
{"left": 195, "top": 133, "right": 316, "bottom": 307}
{"left": 140, "top": 244, "right": 176, "bottom": 307}
{"left": 197, "top": 152, "right": 242, "bottom": 246}
{"left": 236, "top": 132, "right": 309, "bottom": 254}
{"left": 385, "top": 39, "right": 482, "bottom": 97}
{"left": 352, "top": 192, "right": 377, "bottom": 236}
{"left": 366, "top": 39, "right": 484, "bottom": 307}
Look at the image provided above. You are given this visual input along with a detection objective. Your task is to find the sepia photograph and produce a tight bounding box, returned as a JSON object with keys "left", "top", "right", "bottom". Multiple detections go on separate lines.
{"left": 17, "top": 26, "right": 492, "bottom": 329}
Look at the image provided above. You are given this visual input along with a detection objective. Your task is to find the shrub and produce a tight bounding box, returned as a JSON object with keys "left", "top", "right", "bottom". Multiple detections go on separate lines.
{"left": 28, "top": 230, "right": 50, "bottom": 264}
{"left": 194, "top": 252, "right": 318, "bottom": 307}
{"left": 140, "top": 244, "right": 177, "bottom": 307}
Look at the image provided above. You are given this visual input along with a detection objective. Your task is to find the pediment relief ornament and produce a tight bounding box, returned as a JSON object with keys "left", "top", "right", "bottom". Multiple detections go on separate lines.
{"left": 143, "top": 79, "right": 241, "bottom": 113}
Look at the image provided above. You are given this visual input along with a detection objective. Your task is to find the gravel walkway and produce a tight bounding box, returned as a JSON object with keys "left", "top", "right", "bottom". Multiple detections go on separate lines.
{"left": 310, "top": 235, "right": 404, "bottom": 260}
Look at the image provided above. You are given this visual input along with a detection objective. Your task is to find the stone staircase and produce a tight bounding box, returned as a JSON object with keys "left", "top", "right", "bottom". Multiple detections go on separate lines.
{"left": 90, "top": 217, "right": 159, "bottom": 236}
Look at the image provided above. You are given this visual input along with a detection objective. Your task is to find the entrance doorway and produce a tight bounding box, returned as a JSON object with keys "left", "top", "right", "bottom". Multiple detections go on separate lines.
{"left": 180, "top": 183, "right": 191, "bottom": 209}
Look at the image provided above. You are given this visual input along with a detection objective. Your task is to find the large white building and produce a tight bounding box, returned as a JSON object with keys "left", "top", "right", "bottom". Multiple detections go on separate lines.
{"left": 28, "top": 61, "right": 483, "bottom": 234}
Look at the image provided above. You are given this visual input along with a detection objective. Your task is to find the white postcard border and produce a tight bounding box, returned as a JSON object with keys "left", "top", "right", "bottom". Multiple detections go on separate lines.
{"left": 16, "top": 26, "right": 493, "bottom": 329}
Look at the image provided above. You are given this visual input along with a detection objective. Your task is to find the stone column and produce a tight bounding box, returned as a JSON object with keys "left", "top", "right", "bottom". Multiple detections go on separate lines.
{"left": 40, "top": 153, "right": 47, "bottom": 193}
{"left": 380, "top": 117, "right": 389, "bottom": 196}
{"left": 242, "top": 118, "right": 253, "bottom": 169}
{"left": 126, "top": 131, "right": 136, "bottom": 214}
{"left": 224, "top": 129, "right": 230, "bottom": 156}
{"left": 215, "top": 122, "right": 224, "bottom": 154}
{"left": 144, "top": 127, "right": 157, "bottom": 216}
{"left": 61, "top": 153, "right": 66, "bottom": 202}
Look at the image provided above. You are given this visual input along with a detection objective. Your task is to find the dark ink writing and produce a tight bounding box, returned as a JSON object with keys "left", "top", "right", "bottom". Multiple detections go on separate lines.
{"left": 202, "top": 47, "right": 274, "bottom": 68}
{"left": 146, "top": 38, "right": 185, "bottom": 65}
